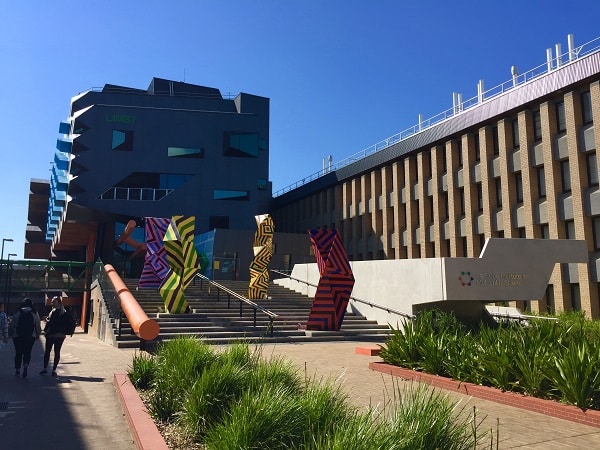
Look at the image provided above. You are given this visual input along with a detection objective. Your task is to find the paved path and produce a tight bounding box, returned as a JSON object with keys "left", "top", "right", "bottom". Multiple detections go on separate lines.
{"left": 2, "top": 334, "right": 600, "bottom": 449}
{"left": 0, "top": 330, "right": 137, "bottom": 449}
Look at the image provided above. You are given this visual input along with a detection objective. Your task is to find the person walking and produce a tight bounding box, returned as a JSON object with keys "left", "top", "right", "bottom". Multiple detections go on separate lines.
{"left": 12, "top": 298, "right": 42, "bottom": 378}
{"left": 0, "top": 303, "right": 8, "bottom": 348}
{"left": 40, "top": 296, "right": 75, "bottom": 377}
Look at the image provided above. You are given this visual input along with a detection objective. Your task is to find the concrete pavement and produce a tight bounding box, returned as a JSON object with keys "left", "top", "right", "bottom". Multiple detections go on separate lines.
{"left": 2, "top": 333, "right": 600, "bottom": 449}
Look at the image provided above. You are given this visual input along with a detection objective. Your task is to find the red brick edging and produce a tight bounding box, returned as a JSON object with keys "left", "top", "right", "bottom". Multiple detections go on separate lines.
{"left": 369, "top": 362, "right": 600, "bottom": 429}
{"left": 114, "top": 373, "right": 169, "bottom": 450}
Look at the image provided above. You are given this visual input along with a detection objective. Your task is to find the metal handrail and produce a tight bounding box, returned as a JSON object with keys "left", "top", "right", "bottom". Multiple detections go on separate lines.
{"left": 488, "top": 311, "right": 559, "bottom": 323}
{"left": 270, "top": 269, "right": 415, "bottom": 321}
{"left": 93, "top": 261, "right": 124, "bottom": 337}
{"left": 273, "top": 35, "right": 600, "bottom": 197}
{"left": 195, "top": 273, "right": 277, "bottom": 336}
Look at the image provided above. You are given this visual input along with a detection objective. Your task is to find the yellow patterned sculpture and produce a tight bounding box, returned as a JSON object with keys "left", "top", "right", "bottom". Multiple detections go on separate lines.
{"left": 159, "top": 215, "right": 199, "bottom": 313}
{"left": 248, "top": 214, "right": 274, "bottom": 299}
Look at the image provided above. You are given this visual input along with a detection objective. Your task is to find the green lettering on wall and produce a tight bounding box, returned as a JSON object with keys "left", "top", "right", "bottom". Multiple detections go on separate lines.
{"left": 106, "top": 114, "right": 136, "bottom": 124}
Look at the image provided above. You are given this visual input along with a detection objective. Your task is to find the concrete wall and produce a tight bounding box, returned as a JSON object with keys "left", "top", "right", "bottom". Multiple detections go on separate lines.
{"left": 276, "top": 238, "right": 587, "bottom": 325}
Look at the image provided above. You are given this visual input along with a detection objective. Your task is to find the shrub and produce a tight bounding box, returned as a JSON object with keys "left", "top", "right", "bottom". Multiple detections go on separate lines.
{"left": 127, "top": 351, "right": 157, "bottom": 390}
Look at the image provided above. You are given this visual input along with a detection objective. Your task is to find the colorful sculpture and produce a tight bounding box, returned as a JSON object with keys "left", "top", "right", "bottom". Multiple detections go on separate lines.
{"left": 139, "top": 218, "right": 171, "bottom": 288}
{"left": 159, "top": 215, "right": 199, "bottom": 314}
{"left": 305, "top": 229, "right": 355, "bottom": 331}
{"left": 248, "top": 214, "right": 274, "bottom": 299}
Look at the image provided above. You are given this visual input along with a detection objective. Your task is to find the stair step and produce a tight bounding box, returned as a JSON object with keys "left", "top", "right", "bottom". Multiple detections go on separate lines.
{"left": 113, "top": 278, "right": 391, "bottom": 346}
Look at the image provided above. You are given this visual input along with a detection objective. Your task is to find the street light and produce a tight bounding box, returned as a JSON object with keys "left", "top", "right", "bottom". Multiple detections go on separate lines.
{"left": 1, "top": 238, "right": 13, "bottom": 263}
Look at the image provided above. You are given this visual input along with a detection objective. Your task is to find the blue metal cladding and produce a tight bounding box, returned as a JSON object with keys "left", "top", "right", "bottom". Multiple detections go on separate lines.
{"left": 58, "top": 120, "right": 70, "bottom": 134}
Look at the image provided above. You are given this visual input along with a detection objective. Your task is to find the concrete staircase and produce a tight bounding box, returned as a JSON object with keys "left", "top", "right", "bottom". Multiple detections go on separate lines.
{"left": 113, "top": 279, "right": 391, "bottom": 348}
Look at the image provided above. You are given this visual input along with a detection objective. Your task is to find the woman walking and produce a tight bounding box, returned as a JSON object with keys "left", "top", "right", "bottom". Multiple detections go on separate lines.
{"left": 40, "top": 296, "right": 75, "bottom": 376}
{"left": 12, "top": 297, "right": 42, "bottom": 378}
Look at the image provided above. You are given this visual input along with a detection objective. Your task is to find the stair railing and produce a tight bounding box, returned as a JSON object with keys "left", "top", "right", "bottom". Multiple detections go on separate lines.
{"left": 103, "top": 264, "right": 160, "bottom": 349}
{"left": 270, "top": 269, "right": 415, "bottom": 321}
{"left": 195, "top": 273, "right": 278, "bottom": 337}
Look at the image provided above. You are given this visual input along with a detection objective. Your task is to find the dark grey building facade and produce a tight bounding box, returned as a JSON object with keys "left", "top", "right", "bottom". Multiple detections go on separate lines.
{"left": 31, "top": 78, "right": 272, "bottom": 268}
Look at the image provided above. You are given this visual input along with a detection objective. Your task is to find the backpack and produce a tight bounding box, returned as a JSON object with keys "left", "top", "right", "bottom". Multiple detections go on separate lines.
{"left": 61, "top": 311, "right": 76, "bottom": 336}
{"left": 16, "top": 309, "right": 35, "bottom": 337}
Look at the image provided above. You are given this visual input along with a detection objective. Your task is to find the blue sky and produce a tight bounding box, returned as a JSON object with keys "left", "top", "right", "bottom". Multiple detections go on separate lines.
{"left": 1, "top": 1, "right": 599, "bottom": 259}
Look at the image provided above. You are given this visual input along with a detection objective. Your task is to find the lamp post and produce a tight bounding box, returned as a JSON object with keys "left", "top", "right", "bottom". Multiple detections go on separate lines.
{"left": 1, "top": 238, "right": 13, "bottom": 263}
{"left": 4, "top": 253, "right": 16, "bottom": 307}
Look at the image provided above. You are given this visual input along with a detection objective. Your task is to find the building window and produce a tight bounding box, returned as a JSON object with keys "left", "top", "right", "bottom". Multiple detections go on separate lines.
{"left": 457, "top": 140, "right": 463, "bottom": 167}
{"left": 461, "top": 237, "right": 468, "bottom": 257}
{"left": 533, "top": 110, "right": 542, "bottom": 142}
{"left": 511, "top": 118, "right": 520, "bottom": 149}
{"left": 459, "top": 188, "right": 465, "bottom": 215}
{"left": 441, "top": 149, "right": 447, "bottom": 170}
{"left": 476, "top": 183, "right": 483, "bottom": 212}
{"left": 570, "top": 284, "right": 581, "bottom": 311}
{"left": 223, "top": 132, "right": 260, "bottom": 157}
{"left": 492, "top": 126, "right": 500, "bottom": 156}
{"left": 111, "top": 130, "right": 134, "bottom": 151}
{"left": 518, "top": 227, "right": 526, "bottom": 238}
{"left": 593, "top": 217, "right": 600, "bottom": 250}
{"left": 565, "top": 220, "right": 575, "bottom": 239}
{"left": 556, "top": 101, "right": 566, "bottom": 133}
{"left": 537, "top": 166, "right": 546, "bottom": 198}
{"left": 495, "top": 179, "right": 502, "bottom": 207}
{"left": 582, "top": 91, "right": 593, "bottom": 124}
{"left": 515, "top": 172, "right": 523, "bottom": 203}
{"left": 474, "top": 133, "right": 480, "bottom": 161}
{"left": 213, "top": 190, "right": 249, "bottom": 201}
{"left": 545, "top": 285, "right": 555, "bottom": 314}
{"left": 540, "top": 223, "right": 550, "bottom": 239}
{"left": 441, "top": 192, "right": 449, "bottom": 219}
{"left": 424, "top": 152, "right": 432, "bottom": 177}
{"left": 561, "top": 160, "right": 571, "bottom": 193}
{"left": 257, "top": 179, "right": 268, "bottom": 190}
{"left": 168, "top": 147, "right": 204, "bottom": 158}
{"left": 587, "top": 152, "right": 599, "bottom": 187}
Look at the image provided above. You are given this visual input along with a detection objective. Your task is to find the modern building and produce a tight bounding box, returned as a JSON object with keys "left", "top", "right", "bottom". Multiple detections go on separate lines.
{"left": 26, "top": 78, "right": 273, "bottom": 270}
{"left": 271, "top": 34, "right": 600, "bottom": 319}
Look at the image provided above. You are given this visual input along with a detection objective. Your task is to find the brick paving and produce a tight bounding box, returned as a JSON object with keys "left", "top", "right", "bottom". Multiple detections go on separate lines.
{"left": 2, "top": 334, "right": 600, "bottom": 449}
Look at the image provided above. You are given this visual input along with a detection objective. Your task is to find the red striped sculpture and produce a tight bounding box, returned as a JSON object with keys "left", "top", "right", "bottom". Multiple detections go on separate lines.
{"left": 305, "top": 229, "right": 354, "bottom": 331}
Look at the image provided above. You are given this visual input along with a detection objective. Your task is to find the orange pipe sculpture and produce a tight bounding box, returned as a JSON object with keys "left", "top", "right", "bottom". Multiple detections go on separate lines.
{"left": 104, "top": 264, "right": 160, "bottom": 341}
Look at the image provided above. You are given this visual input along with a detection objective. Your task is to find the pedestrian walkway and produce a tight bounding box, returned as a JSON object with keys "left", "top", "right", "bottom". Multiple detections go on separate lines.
{"left": 0, "top": 329, "right": 137, "bottom": 450}
{"left": 2, "top": 333, "right": 600, "bottom": 449}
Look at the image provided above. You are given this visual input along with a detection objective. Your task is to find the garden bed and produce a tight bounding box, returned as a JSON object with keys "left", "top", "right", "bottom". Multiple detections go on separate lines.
{"left": 369, "top": 361, "right": 600, "bottom": 429}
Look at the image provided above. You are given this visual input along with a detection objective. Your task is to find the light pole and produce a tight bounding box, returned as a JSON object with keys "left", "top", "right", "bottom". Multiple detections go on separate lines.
{"left": 0, "top": 238, "right": 13, "bottom": 305}
{"left": 1, "top": 238, "right": 13, "bottom": 263}
{"left": 4, "top": 253, "right": 16, "bottom": 307}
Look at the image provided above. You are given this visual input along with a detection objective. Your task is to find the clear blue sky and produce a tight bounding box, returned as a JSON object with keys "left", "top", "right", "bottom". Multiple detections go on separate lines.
{"left": 1, "top": 0, "right": 599, "bottom": 259}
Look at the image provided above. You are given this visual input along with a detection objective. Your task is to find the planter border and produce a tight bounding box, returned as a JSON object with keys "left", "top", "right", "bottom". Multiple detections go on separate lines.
{"left": 369, "top": 362, "right": 600, "bottom": 428}
{"left": 114, "top": 373, "right": 169, "bottom": 450}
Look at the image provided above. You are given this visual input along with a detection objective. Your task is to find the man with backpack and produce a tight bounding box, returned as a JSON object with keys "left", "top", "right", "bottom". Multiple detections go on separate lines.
{"left": 40, "top": 296, "right": 76, "bottom": 377}
{"left": 12, "top": 297, "right": 42, "bottom": 378}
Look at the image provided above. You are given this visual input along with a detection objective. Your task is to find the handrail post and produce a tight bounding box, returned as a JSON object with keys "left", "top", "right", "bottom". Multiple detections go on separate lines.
{"left": 239, "top": 301, "right": 243, "bottom": 317}
{"left": 253, "top": 309, "right": 257, "bottom": 328}
{"left": 118, "top": 311, "right": 123, "bottom": 337}
{"left": 227, "top": 294, "right": 231, "bottom": 309}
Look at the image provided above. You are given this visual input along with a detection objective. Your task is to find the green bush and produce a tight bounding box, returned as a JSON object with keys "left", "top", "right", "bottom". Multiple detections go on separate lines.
{"left": 381, "top": 309, "right": 600, "bottom": 411}
{"left": 127, "top": 351, "right": 157, "bottom": 390}
{"left": 136, "top": 335, "right": 489, "bottom": 448}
